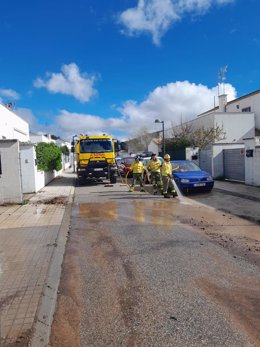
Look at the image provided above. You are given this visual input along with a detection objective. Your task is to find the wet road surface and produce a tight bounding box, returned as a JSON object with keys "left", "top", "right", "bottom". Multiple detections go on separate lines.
{"left": 50, "top": 182, "right": 260, "bottom": 347}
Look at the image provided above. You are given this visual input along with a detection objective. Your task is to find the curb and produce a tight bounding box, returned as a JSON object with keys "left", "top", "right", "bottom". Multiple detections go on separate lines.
{"left": 30, "top": 183, "right": 75, "bottom": 347}
{"left": 213, "top": 188, "right": 260, "bottom": 203}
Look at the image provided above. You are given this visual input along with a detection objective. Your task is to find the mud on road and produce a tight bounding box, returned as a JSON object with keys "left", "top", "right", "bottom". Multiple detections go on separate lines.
{"left": 50, "top": 190, "right": 260, "bottom": 347}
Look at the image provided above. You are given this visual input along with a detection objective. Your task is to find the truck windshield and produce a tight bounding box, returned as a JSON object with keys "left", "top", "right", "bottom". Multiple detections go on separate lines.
{"left": 80, "top": 139, "right": 113, "bottom": 153}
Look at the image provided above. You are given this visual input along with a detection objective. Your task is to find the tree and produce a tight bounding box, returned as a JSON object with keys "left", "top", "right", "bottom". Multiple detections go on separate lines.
{"left": 169, "top": 123, "right": 226, "bottom": 150}
{"left": 190, "top": 125, "right": 226, "bottom": 149}
{"left": 61, "top": 145, "right": 70, "bottom": 156}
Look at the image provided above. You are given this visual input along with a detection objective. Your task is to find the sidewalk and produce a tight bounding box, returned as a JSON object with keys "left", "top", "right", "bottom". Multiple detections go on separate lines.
{"left": 0, "top": 170, "right": 75, "bottom": 347}
{"left": 214, "top": 180, "right": 260, "bottom": 202}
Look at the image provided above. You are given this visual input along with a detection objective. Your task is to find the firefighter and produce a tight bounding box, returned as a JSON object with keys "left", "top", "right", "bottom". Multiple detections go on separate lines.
{"left": 147, "top": 153, "right": 163, "bottom": 195}
{"left": 129, "top": 156, "right": 145, "bottom": 192}
{"left": 161, "top": 154, "right": 178, "bottom": 198}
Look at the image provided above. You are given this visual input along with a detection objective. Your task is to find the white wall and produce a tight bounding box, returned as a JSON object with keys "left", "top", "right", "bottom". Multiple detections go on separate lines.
{"left": 30, "top": 134, "right": 50, "bottom": 143}
{"left": 33, "top": 170, "right": 57, "bottom": 193}
{"left": 172, "top": 113, "right": 215, "bottom": 134}
{"left": 186, "top": 147, "right": 199, "bottom": 166}
{"left": 214, "top": 112, "right": 255, "bottom": 143}
{"left": 170, "top": 111, "right": 254, "bottom": 146}
{"left": 226, "top": 91, "right": 260, "bottom": 129}
{"left": 20, "top": 143, "right": 61, "bottom": 193}
{"left": 0, "top": 140, "right": 22, "bottom": 204}
{"left": 148, "top": 141, "right": 159, "bottom": 155}
{"left": 31, "top": 169, "right": 59, "bottom": 193}
{"left": 20, "top": 144, "right": 37, "bottom": 193}
{"left": 0, "top": 104, "right": 29, "bottom": 141}
{"left": 244, "top": 137, "right": 260, "bottom": 186}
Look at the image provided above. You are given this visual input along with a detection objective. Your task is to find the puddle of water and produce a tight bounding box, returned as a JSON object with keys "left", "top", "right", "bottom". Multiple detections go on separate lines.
{"left": 79, "top": 202, "right": 118, "bottom": 220}
{"left": 78, "top": 200, "right": 180, "bottom": 227}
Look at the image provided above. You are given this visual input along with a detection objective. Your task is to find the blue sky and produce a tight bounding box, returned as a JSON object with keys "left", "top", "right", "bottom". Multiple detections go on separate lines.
{"left": 0, "top": 0, "right": 259, "bottom": 140}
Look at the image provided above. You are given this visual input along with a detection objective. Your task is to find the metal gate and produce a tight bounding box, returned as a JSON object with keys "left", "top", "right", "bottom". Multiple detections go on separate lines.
{"left": 199, "top": 149, "right": 212, "bottom": 174}
{"left": 223, "top": 148, "right": 245, "bottom": 181}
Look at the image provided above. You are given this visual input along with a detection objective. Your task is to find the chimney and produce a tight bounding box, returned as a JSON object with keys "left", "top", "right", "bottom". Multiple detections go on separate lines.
{"left": 218, "top": 94, "right": 227, "bottom": 112}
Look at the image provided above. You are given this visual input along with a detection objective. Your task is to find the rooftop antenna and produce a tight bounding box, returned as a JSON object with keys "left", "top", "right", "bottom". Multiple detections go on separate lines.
{"left": 218, "top": 65, "right": 228, "bottom": 95}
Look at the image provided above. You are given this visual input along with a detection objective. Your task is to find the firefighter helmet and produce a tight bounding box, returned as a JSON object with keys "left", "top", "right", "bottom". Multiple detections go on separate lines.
{"left": 164, "top": 154, "right": 171, "bottom": 159}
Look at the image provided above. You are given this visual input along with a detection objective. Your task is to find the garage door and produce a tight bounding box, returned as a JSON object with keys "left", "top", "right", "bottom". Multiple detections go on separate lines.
{"left": 223, "top": 148, "right": 245, "bottom": 181}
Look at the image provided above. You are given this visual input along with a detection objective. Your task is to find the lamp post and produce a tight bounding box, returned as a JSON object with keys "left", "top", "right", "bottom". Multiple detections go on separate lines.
{"left": 155, "top": 119, "right": 165, "bottom": 156}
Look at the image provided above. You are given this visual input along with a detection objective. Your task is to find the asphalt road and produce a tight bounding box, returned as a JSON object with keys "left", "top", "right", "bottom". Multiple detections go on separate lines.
{"left": 50, "top": 181, "right": 260, "bottom": 347}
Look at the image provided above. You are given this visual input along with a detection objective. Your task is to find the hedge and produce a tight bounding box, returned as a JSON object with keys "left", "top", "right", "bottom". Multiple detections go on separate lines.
{"left": 36, "top": 142, "right": 62, "bottom": 171}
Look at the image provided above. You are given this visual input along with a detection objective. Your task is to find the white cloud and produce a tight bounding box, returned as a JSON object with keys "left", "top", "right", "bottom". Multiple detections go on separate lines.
{"left": 120, "top": 81, "right": 236, "bottom": 130}
{"left": 56, "top": 110, "right": 128, "bottom": 137}
{"left": 0, "top": 88, "right": 20, "bottom": 101}
{"left": 119, "top": 0, "right": 234, "bottom": 45}
{"left": 16, "top": 81, "right": 237, "bottom": 140}
{"left": 119, "top": 0, "right": 179, "bottom": 45}
{"left": 34, "top": 63, "right": 97, "bottom": 103}
{"left": 54, "top": 81, "right": 237, "bottom": 138}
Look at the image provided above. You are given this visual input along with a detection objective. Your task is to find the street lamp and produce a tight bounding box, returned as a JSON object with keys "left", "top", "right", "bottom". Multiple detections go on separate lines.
{"left": 155, "top": 119, "right": 165, "bottom": 156}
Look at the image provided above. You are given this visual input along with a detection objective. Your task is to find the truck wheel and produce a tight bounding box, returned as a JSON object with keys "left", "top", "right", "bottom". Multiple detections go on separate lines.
{"left": 78, "top": 177, "right": 84, "bottom": 186}
{"left": 110, "top": 176, "right": 117, "bottom": 184}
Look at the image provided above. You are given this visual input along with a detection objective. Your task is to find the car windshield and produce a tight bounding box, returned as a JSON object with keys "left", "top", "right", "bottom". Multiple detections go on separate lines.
{"left": 171, "top": 161, "right": 201, "bottom": 172}
{"left": 143, "top": 157, "right": 163, "bottom": 166}
{"left": 124, "top": 158, "right": 135, "bottom": 164}
{"left": 80, "top": 139, "right": 113, "bottom": 153}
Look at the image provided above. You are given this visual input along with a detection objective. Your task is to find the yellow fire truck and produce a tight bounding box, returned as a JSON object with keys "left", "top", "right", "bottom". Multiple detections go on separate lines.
{"left": 72, "top": 134, "right": 120, "bottom": 184}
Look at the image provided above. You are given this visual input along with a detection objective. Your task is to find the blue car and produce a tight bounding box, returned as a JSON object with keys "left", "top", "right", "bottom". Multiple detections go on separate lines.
{"left": 171, "top": 160, "right": 214, "bottom": 194}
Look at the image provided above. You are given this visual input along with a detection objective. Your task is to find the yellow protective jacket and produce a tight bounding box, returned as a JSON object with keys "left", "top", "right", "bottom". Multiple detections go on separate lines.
{"left": 147, "top": 159, "right": 162, "bottom": 173}
{"left": 161, "top": 161, "right": 173, "bottom": 177}
{"left": 130, "top": 161, "right": 145, "bottom": 174}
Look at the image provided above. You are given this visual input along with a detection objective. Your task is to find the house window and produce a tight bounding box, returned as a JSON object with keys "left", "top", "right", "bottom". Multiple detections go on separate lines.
{"left": 242, "top": 107, "right": 251, "bottom": 112}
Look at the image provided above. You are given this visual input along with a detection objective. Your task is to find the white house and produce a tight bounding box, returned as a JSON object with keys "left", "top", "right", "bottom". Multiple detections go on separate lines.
{"left": 166, "top": 93, "right": 256, "bottom": 144}
{"left": 168, "top": 90, "right": 260, "bottom": 185}
{"left": 223, "top": 90, "right": 260, "bottom": 131}
{"left": 29, "top": 133, "right": 53, "bottom": 144}
{"left": 0, "top": 103, "right": 29, "bottom": 141}
{"left": 0, "top": 108, "right": 69, "bottom": 203}
{"left": 148, "top": 138, "right": 161, "bottom": 155}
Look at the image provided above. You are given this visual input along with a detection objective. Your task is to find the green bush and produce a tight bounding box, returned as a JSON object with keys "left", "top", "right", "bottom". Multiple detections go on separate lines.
{"left": 36, "top": 142, "right": 62, "bottom": 171}
{"left": 61, "top": 145, "right": 70, "bottom": 156}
